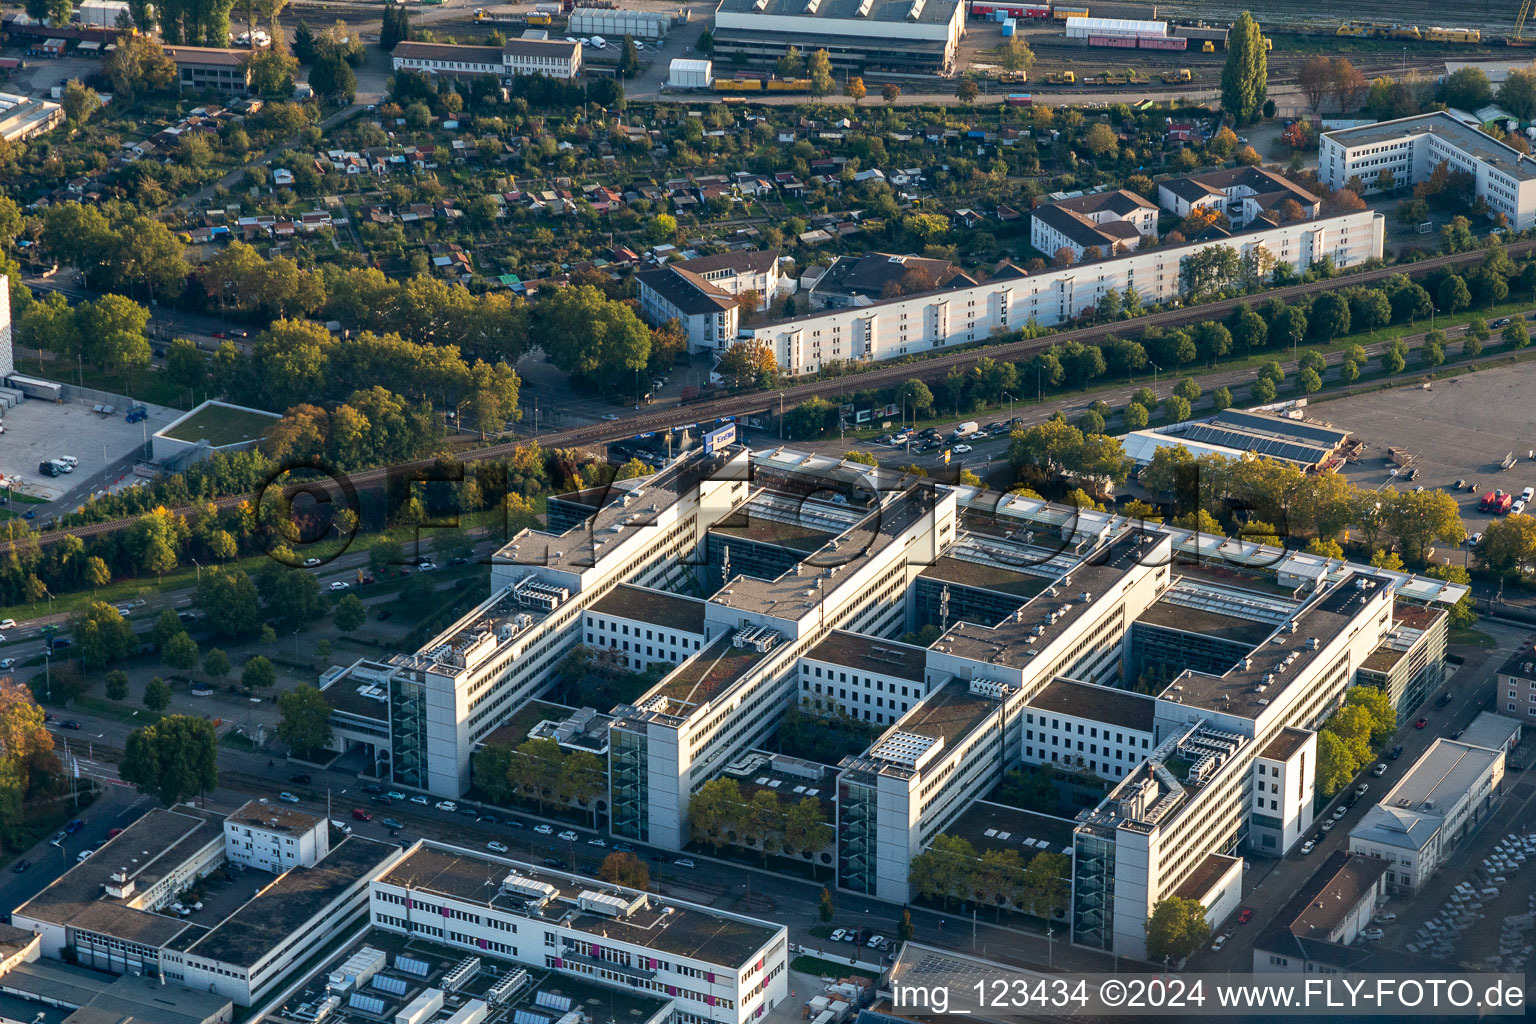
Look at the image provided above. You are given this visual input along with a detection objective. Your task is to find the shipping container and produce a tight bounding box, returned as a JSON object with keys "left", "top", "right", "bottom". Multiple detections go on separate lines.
{"left": 1053, "top": 5, "right": 1089, "bottom": 18}
{"left": 1138, "top": 34, "right": 1185, "bottom": 48}
{"left": 1001, "top": 17, "right": 1015, "bottom": 35}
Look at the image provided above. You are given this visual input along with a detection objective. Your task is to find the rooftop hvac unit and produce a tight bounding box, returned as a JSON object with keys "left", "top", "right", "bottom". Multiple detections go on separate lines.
{"left": 502, "top": 872, "right": 560, "bottom": 903}
{"left": 487, "top": 969, "right": 530, "bottom": 1006}
{"left": 856, "top": 0, "right": 872, "bottom": 13}
{"left": 372, "top": 974, "right": 409, "bottom": 996}
{"left": 348, "top": 992, "right": 387, "bottom": 1015}
{"left": 442, "top": 956, "right": 482, "bottom": 992}
{"left": 578, "top": 888, "right": 648, "bottom": 917}
{"left": 908, "top": 0, "right": 925, "bottom": 18}
{"left": 803, "top": 0, "right": 821, "bottom": 11}
{"left": 396, "top": 955, "right": 431, "bottom": 977}
{"left": 535, "top": 991, "right": 575, "bottom": 1012}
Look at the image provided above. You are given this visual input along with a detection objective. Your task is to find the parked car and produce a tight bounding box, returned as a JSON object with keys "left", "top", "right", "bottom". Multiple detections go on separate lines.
{"left": 558, "top": 830, "right": 579, "bottom": 841}
{"left": 382, "top": 818, "right": 404, "bottom": 830}
{"left": 11, "top": 858, "right": 29, "bottom": 873}
{"left": 361, "top": 782, "right": 383, "bottom": 794}
{"left": 1415, "top": 717, "right": 1429, "bottom": 729}
{"left": 330, "top": 819, "right": 352, "bottom": 835}
{"left": 60, "top": 720, "right": 81, "bottom": 730}
{"left": 1355, "top": 783, "right": 1369, "bottom": 796}
{"left": 1237, "top": 907, "right": 1253, "bottom": 924}
{"left": 866, "top": 934, "right": 886, "bottom": 948}
{"left": 387, "top": 790, "right": 406, "bottom": 801}
{"left": 487, "top": 841, "right": 510, "bottom": 853}
{"left": 409, "top": 795, "right": 430, "bottom": 805}
{"left": 587, "top": 838, "right": 607, "bottom": 847}
{"left": 1321, "top": 819, "right": 1336, "bottom": 833}
{"left": 674, "top": 857, "right": 696, "bottom": 868}
{"left": 829, "top": 929, "right": 847, "bottom": 942}
{"left": 544, "top": 857, "right": 567, "bottom": 869}
{"left": 1300, "top": 840, "right": 1316, "bottom": 855}
{"left": 1390, "top": 745, "right": 1404, "bottom": 759}
{"left": 534, "top": 824, "right": 554, "bottom": 835}
{"left": 278, "top": 792, "right": 300, "bottom": 804}
{"left": 1210, "top": 934, "right": 1227, "bottom": 952}
{"left": 1374, "top": 913, "right": 1397, "bottom": 924}
{"left": 351, "top": 808, "right": 372, "bottom": 821}
{"left": 1360, "top": 927, "right": 1384, "bottom": 941}
{"left": 1373, "top": 762, "right": 1388, "bottom": 776}
{"left": 65, "top": 818, "right": 84, "bottom": 834}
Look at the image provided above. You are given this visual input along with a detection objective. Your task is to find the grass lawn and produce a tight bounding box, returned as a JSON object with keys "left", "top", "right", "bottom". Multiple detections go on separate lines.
{"left": 1450, "top": 626, "right": 1498, "bottom": 648}
{"left": 72, "top": 695, "right": 165, "bottom": 726}
{"left": 790, "top": 955, "right": 879, "bottom": 980}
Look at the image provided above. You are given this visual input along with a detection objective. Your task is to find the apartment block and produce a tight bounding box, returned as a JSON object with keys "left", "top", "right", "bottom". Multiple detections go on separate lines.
{"left": 1320, "top": 112, "right": 1536, "bottom": 230}
{"left": 739, "top": 207, "right": 1383, "bottom": 374}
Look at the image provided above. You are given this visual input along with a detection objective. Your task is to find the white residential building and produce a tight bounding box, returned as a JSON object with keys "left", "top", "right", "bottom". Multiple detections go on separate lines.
{"left": 671, "top": 250, "right": 782, "bottom": 310}
{"left": 739, "top": 207, "right": 1384, "bottom": 374}
{"left": 370, "top": 841, "right": 790, "bottom": 1024}
{"left": 222, "top": 800, "right": 329, "bottom": 874}
{"left": 635, "top": 265, "right": 741, "bottom": 353}
{"left": 1030, "top": 190, "right": 1159, "bottom": 261}
{"left": 1319, "top": 112, "right": 1536, "bottom": 230}
{"left": 391, "top": 38, "right": 582, "bottom": 81}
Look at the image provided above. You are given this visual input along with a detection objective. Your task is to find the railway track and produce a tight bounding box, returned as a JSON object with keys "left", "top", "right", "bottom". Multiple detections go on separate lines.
{"left": 12, "top": 239, "right": 1536, "bottom": 558}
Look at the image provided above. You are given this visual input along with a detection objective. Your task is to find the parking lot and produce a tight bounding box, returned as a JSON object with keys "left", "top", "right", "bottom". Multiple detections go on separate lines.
{"left": 0, "top": 397, "right": 179, "bottom": 502}
{"left": 1314, "top": 364, "right": 1536, "bottom": 540}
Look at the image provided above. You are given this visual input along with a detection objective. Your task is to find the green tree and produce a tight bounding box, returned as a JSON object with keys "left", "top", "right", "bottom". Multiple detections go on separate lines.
{"left": 335, "top": 593, "right": 366, "bottom": 632}
{"left": 120, "top": 715, "right": 218, "bottom": 805}
{"left": 1221, "top": 12, "right": 1268, "bottom": 124}
{"left": 1437, "top": 273, "right": 1470, "bottom": 313}
{"left": 1123, "top": 402, "right": 1150, "bottom": 430}
{"left": 957, "top": 78, "right": 979, "bottom": 104}
{"left": 247, "top": 48, "right": 298, "bottom": 96}
{"left": 599, "top": 851, "right": 650, "bottom": 888}
{"left": 61, "top": 80, "right": 101, "bottom": 125}
{"left": 909, "top": 834, "right": 977, "bottom": 908}
{"left": 819, "top": 887, "right": 835, "bottom": 922}
{"left": 1504, "top": 316, "right": 1530, "bottom": 349}
{"left": 203, "top": 648, "right": 231, "bottom": 683}
{"left": 1145, "top": 897, "right": 1211, "bottom": 961}
{"left": 242, "top": 655, "right": 276, "bottom": 690}
{"left": 618, "top": 35, "right": 639, "bottom": 78}
{"left": 1443, "top": 66, "right": 1492, "bottom": 110}
{"left": 277, "top": 684, "right": 333, "bottom": 754}
{"left": 105, "top": 670, "right": 129, "bottom": 701}
{"left": 1343, "top": 685, "right": 1399, "bottom": 746}
{"left": 808, "top": 48, "right": 833, "bottom": 97}
{"left": 162, "top": 631, "right": 200, "bottom": 674}
{"left": 71, "top": 601, "right": 137, "bottom": 669}
{"left": 77, "top": 295, "right": 152, "bottom": 373}
{"left": 895, "top": 378, "right": 935, "bottom": 418}
{"left": 535, "top": 285, "right": 650, "bottom": 392}
{"left": 1315, "top": 729, "right": 1356, "bottom": 797}
{"left": 143, "top": 676, "right": 172, "bottom": 712}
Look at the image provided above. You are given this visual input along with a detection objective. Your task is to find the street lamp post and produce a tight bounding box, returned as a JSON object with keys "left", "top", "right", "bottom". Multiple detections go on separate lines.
{"left": 1003, "top": 392, "right": 1015, "bottom": 422}
{"left": 1149, "top": 361, "right": 1161, "bottom": 390}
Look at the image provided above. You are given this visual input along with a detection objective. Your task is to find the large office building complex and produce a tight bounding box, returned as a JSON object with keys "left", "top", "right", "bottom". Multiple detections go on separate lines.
{"left": 1319, "top": 112, "right": 1536, "bottom": 230}
{"left": 317, "top": 437, "right": 1463, "bottom": 961}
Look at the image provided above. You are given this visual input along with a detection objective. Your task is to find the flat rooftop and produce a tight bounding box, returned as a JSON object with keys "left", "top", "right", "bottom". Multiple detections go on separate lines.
{"left": 1500, "top": 638, "right": 1536, "bottom": 680}
{"left": 1171, "top": 851, "right": 1240, "bottom": 902}
{"left": 479, "top": 698, "right": 578, "bottom": 749}
{"left": 323, "top": 665, "right": 393, "bottom": 723}
{"left": 804, "top": 630, "right": 927, "bottom": 682}
{"left": 709, "top": 504, "right": 837, "bottom": 554}
{"left": 1169, "top": 574, "right": 1388, "bottom": 716}
{"left": 182, "top": 836, "right": 399, "bottom": 967}
{"left": 380, "top": 843, "right": 781, "bottom": 964}
{"left": 918, "top": 555, "right": 1050, "bottom": 600}
{"left": 936, "top": 530, "right": 1163, "bottom": 670}
{"left": 715, "top": 484, "right": 943, "bottom": 615}
{"left": 1325, "top": 111, "right": 1536, "bottom": 182}
{"left": 12, "top": 807, "right": 222, "bottom": 947}
{"left": 226, "top": 798, "right": 324, "bottom": 835}
{"left": 591, "top": 584, "right": 706, "bottom": 635}
{"left": 647, "top": 632, "right": 771, "bottom": 711}
{"left": 157, "top": 400, "right": 279, "bottom": 447}
{"left": 1135, "top": 598, "right": 1277, "bottom": 646}
{"left": 896, "top": 679, "right": 1004, "bottom": 749}
{"left": 1027, "top": 678, "right": 1156, "bottom": 733}
{"left": 391, "top": 581, "right": 554, "bottom": 678}
{"left": 498, "top": 447, "right": 742, "bottom": 572}
{"left": 941, "top": 799, "right": 1075, "bottom": 859}
{"left": 1259, "top": 727, "right": 1313, "bottom": 762}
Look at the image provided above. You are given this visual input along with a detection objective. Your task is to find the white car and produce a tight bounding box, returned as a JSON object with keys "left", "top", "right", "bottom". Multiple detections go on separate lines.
{"left": 330, "top": 819, "right": 353, "bottom": 834}
{"left": 829, "top": 928, "right": 847, "bottom": 942}
{"left": 558, "top": 830, "right": 580, "bottom": 841}
{"left": 534, "top": 824, "right": 554, "bottom": 835}
{"left": 387, "top": 790, "right": 406, "bottom": 801}
{"left": 866, "top": 934, "right": 886, "bottom": 948}
{"left": 328, "top": 581, "right": 349, "bottom": 591}
{"left": 279, "top": 792, "right": 300, "bottom": 804}
{"left": 674, "top": 857, "right": 695, "bottom": 868}
{"left": 1374, "top": 913, "right": 1397, "bottom": 923}
{"left": 1359, "top": 927, "right": 1384, "bottom": 941}
{"left": 1300, "top": 840, "right": 1316, "bottom": 854}
{"left": 1373, "top": 763, "right": 1388, "bottom": 776}
{"left": 587, "top": 838, "right": 607, "bottom": 847}
{"left": 77, "top": 848, "right": 93, "bottom": 862}
{"left": 303, "top": 557, "right": 322, "bottom": 567}
{"left": 1515, "top": 500, "right": 1528, "bottom": 515}
{"left": 1210, "top": 934, "right": 1227, "bottom": 951}
{"left": 487, "top": 840, "right": 510, "bottom": 853}
{"left": 115, "top": 604, "right": 134, "bottom": 617}
{"left": 1332, "top": 806, "right": 1348, "bottom": 820}
{"left": 58, "top": 456, "right": 77, "bottom": 468}
{"left": 1522, "top": 486, "right": 1534, "bottom": 502}
{"left": 409, "top": 795, "right": 431, "bottom": 805}
{"left": 418, "top": 560, "right": 438, "bottom": 571}
{"left": 0, "top": 658, "right": 14, "bottom": 670}
{"left": 0, "top": 619, "right": 15, "bottom": 630}
{"left": 1320, "top": 819, "right": 1335, "bottom": 833}
{"left": 953, "top": 444, "right": 973, "bottom": 454}
{"left": 435, "top": 800, "right": 457, "bottom": 812}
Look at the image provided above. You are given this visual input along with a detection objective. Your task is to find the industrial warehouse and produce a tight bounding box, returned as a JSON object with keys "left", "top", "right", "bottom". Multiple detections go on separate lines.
{"left": 711, "top": 0, "right": 968, "bottom": 74}
{"left": 1120, "top": 408, "right": 1356, "bottom": 473}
